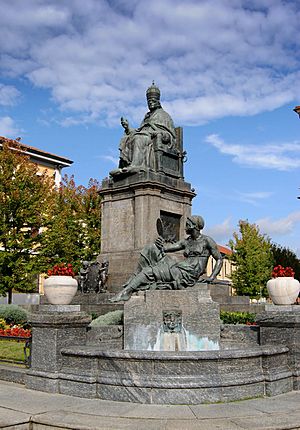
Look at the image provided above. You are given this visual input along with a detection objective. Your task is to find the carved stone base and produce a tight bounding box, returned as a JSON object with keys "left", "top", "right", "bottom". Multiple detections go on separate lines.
{"left": 123, "top": 284, "right": 220, "bottom": 351}
{"left": 25, "top": 308, "right": 91, "bottom": 393}
{"left": 257, "top": 309, "right": 300, "bottom": 392}
{"left": 99, "top": 171, "right": 195, "bottom": 289}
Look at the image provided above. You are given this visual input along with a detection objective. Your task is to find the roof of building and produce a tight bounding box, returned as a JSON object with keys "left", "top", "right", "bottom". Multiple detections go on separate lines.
{"left": 0, "top": 136, "right": 73, "bottom": 167}
{"left": 218, "top": 245, "right": 232, "bottom": 256}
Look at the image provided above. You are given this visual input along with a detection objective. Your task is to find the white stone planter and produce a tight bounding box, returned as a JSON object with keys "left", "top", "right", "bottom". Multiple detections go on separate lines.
{"left": 267, "top": 277, "right": 300, "bottom": 305}
{"left": 44, "top": 275, "right": 78, "bottom": 305}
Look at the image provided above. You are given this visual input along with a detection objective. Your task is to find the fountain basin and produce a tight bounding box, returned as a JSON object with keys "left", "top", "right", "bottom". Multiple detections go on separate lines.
{"left": 52, "top": 345, "right": 293, "bottom": 404}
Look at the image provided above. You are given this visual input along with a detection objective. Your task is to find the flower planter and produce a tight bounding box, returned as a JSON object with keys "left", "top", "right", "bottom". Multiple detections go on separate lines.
{"left": 267, "top": 277, "right": 300, "bottom": 305}
{"left": 44, "top": 275, "right": 78, "bottom": 305}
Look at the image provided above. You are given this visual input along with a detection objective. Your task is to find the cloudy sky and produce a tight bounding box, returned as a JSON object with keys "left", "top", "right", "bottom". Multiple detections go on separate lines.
{"left": 1, "top": 0, "right": 300, "bottom": 254}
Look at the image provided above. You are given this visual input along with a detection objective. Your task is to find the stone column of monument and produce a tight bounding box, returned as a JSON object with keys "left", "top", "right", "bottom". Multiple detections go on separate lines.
{"left": 98, "top": 83, "right": 195, "bottom": 290}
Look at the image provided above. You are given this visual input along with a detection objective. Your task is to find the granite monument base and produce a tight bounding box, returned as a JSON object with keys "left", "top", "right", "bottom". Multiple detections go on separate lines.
{"left": 124, "top": 284, "right": 220, "bottom": 351}
{"left": 23, "top": 302, "right": 295, "bottom": 404}
{"left": 99, "top": 171, "right": 195, "bottom": 289}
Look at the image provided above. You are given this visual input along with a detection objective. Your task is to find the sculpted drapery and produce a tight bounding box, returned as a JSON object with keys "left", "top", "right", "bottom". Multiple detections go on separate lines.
{"left": 109, "top": 216, "right": 223, "bottom": 302}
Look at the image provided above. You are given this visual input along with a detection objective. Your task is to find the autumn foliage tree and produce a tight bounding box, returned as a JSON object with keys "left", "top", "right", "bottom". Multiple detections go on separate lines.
{"left": 0, "top": 142, "right": 102, "bottom": 302}
{"left": 229, "top": 220, "right": 274, "bottom": 298}
{"left": 0, "top": 142, "right": 55, "bottom": 303}
{"left": 39, "top": 175, "right": 101, "bottom": 273}
{"left": 78, "top": 178, "right": 102, "bottom": 261}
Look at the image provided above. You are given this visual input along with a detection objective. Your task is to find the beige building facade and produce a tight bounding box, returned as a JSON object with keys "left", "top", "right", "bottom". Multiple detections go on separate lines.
{"left": 0, "top": 136, "right": 73, "bottom": 185}
{"left": 208, "top": 244, "right": 233, "bottom": 282}
{"left": 0, "top": 136, "right": 73, "bottom": 296}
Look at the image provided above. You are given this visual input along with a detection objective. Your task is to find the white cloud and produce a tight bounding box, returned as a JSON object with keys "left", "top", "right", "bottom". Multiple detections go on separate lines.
{"left": 0, "top": 116, "right": 21, "bottom": 137}
{"left": 205, "top": 134, "right": 300, "bottom": 171}
{"left": 101, "top": 155, "right": 118, "bottom": 166}
{"left": 0, "top": 84, "right": 20, "bottom": 106}
{"left": 205, "top": 217, "right": 233, "bottom": 244}
{"left": 204, "top": 210, "right": 300, "bottom": 249}
{"left": 256, "top": 211, "right": 300, "bottom": 236}
{"left": 235, "top": 191, "right": 274, "bottom": 205}
{"left": 0, "top": 0, "right": 300, "bottom": 125}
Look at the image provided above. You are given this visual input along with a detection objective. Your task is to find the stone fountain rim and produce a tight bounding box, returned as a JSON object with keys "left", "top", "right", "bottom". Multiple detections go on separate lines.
{"left": 61, "top": 344, "right": 288, "bottom": 359}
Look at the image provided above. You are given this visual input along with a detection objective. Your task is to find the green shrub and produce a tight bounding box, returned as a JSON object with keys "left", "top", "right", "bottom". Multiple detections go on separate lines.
{"left": 0, "top": 305, "right": 28, "bottom": 325}
{"left": 220, "top": 311, "right": 256, "bottom": 325}
{"left": 89, "top": 310, "right": 124, "bottom": 327}
{"left": 90, "top": 312, "right": 98, "bottom": 320}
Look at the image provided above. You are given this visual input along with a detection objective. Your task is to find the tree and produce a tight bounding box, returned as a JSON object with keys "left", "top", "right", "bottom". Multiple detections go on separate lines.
{"left": 271, "top": 243, "right": 300, "bottom": 281}
{"left": 229, "top": 220, "right": 274, "bottom": 298}
{"left": 38, "top": 175, "right": 82, "bottom": 272}
{"left": 78, "top": 178, "right": 102, "bottom": 261}
{"left": 0, "top": 142, "right": 55, "bottom": 302}
{"left": 39, "top": 175, "right": 101, "bottom": 272}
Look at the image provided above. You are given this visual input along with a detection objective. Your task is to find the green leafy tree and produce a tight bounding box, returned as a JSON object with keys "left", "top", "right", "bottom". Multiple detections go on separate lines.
{"left": 39, "top": 175, "right": 83, "bottom": 273}
{"left": 0, "top": 142, "right": 55, "bottom": 302}
{"left": 78, "top": 178, "right": 102, "bottom": 261}
{"left": 39, "top": 175, "right": 101, "bottom": 273}
{"left": 271, "top": 243, "right": 300, "bottom": 281}
{"left": 229, "top": 220, "right": 274, "bottom": 298}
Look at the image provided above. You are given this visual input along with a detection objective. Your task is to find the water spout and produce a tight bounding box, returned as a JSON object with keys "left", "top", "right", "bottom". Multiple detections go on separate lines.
{"left": 149, "top": 325, "right": 219, "bottom": 351}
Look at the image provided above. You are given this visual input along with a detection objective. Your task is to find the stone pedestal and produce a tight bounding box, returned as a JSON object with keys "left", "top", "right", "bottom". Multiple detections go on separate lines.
{"left": 99, "top": 171, "right": 195, "bottom": 289}
{"left": 123, "top": 284, "right": 220, "bottom": 351}
{"left": 25, "top": 305, "right": 91, "bottom": 393}
{"left": 257, "top": 306, "right": 300, "bottom": 390}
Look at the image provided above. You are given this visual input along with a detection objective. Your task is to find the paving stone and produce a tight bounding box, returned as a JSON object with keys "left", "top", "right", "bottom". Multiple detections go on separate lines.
{"left": 0, "top": 406, "right": 30, "bottom": 428}
{"left": 190, "top": 402, "right": 265, "bottom": 419}
{"left": 237, "top": 392, "right": 300, "bottom": 414}
{"left": 165, "top": 419, "right": 242, "bottom": 430}
{"left": 121, "top": 403, "right": 195, "bottom": 419}
{"left": 32, "top": 411, "right": 168, "bottom": 430}
{"left": 1, "top": 380, "right": 300, "bottom": 430}
{"left": 231, "top": 411, "right": 300, "bottom": 430}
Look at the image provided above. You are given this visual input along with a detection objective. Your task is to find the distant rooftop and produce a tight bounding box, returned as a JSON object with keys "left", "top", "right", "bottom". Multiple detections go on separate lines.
{"left": 0, "top": 136, "right": 73, "bottom": 168}
{"left": 218, "top": 245, "right": 231, "bottom": 256}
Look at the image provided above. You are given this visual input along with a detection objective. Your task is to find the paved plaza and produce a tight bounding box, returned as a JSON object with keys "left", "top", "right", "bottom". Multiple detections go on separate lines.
{"left": 0, "top": 380, "right": 300, "bottom": 429}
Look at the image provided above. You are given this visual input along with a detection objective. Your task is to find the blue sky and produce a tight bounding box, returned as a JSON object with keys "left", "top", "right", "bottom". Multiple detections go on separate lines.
{"left": 1, "top": 0, "right": 300, "bottom": 255}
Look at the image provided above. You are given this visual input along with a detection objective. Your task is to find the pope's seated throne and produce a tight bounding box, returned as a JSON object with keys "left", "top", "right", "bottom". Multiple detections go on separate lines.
{"left": 152, "top": 126, "right": 186, "bottom": 179}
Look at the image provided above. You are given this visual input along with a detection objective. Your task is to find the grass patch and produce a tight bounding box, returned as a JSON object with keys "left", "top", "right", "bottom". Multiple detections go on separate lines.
{"left": 0, "top": 339, "right": 26, "bottom": 363}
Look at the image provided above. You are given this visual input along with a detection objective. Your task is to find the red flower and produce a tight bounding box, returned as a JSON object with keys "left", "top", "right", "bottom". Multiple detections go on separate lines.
{"left": 272, "top": 265, "right": 295, "bottom": 278}
{"left": 0, "top": 326, "right": 31, "bottom": 338}
{"left": 47, "top": 263, "right": 75, "bottom": 277}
